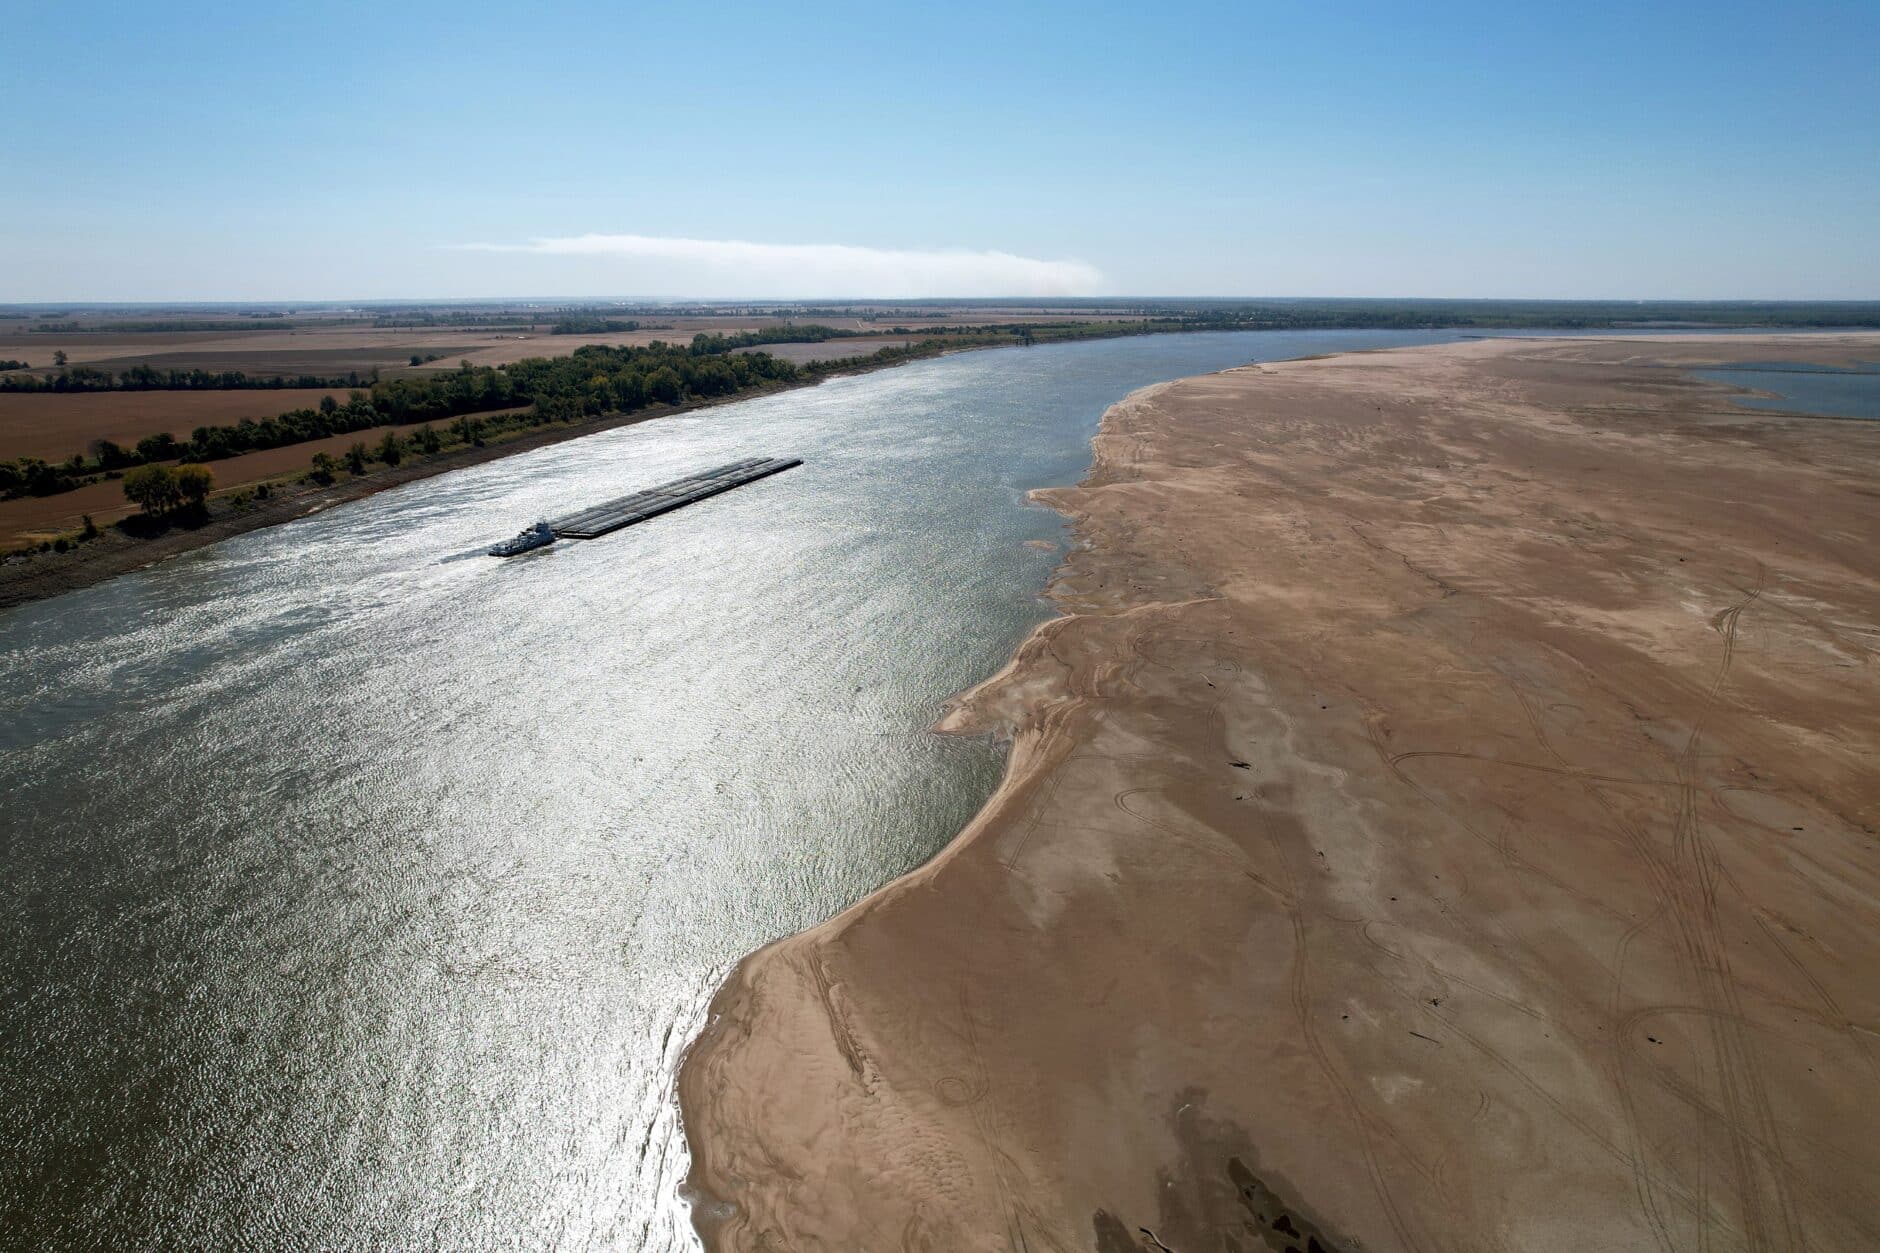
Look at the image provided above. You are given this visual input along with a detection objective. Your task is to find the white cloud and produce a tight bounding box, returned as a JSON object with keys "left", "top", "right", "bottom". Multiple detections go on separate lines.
{"left": 453, "top": 233, "right": 1105, "bottom": 298}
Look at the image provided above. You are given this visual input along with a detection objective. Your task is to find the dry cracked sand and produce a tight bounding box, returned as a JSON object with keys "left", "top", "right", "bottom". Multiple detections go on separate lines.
{"left": 680, "top": 334, "right": 1880, "bottom": 1253}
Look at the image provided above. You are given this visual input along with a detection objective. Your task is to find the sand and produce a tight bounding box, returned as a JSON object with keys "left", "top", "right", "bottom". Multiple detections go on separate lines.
{"left": 679, "top": 334, "right": 1880, "bottom": 1252}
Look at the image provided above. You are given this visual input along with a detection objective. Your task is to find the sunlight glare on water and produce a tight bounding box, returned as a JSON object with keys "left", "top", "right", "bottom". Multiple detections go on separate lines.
{"left": 0, "top": 331, "right": 1462, "bottom": 1249}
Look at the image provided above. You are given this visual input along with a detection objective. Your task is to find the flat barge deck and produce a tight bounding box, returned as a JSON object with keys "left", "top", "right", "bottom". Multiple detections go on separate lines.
{"left": 549, "top": 456, "right": 802, "bottom": 539}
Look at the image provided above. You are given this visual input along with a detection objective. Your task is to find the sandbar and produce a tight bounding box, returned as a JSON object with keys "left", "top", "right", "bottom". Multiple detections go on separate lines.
{"left": 680, "top": 334, "right": 1880, "bottom": 1252}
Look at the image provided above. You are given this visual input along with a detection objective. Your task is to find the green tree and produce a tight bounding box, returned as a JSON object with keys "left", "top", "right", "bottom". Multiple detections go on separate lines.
{"left": 122, "top": 463, "right": 179, "bottom": 514}
{"left": 92, "top": 439, "right": 137, "bottom": 470}
{"left": 174, "top": 463, "right": 214, "bottom": 510}
{"left": 646, "top": 366, "right": 683, "bottom": 405}
{"left": 309, "top": 452, "right": 338, "bottom": 484}
{"left": 345, "top": 442, "right": 368, "bottom": 475}
{"left": 416, "top": 424, "right": 441, "bottom": 454}
{"left": 376, "top": 431, "right": 404, "bottom": 466}
{"left": 53, "top": 350, "right": 68, "bottom": 367}
{"left": 136, "top": 432, "right": 182, "bottom": 462}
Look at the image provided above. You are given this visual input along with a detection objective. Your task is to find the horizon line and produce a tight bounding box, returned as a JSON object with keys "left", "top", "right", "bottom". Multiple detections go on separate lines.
{"left": 5, "top": 295, "right": 1880, "bottom": 308}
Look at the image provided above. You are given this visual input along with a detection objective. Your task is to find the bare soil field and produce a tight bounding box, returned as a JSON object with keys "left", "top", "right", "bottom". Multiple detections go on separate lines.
{"left": 419, "top": 322, "right": 927, "bottom": 369}
{"left": 0, "top": 329, "right": 270, "bottom": 368}
{"left": 0, "top": 479, "right": 137, "bottom": 539}
{"left": 682, "top": 333, "right": 1880, "bottom": 1253}
{"left": 0, "top": 389, "right": 352, "bottom": 462}
{"left": 0, "top": 326, "right": 509, "bottom": 375}
{"left": 0, "top": 307, "right": 1142, "bottom": 377}
{"left": 0, "top": 422, "right": 405, "bottom": 540}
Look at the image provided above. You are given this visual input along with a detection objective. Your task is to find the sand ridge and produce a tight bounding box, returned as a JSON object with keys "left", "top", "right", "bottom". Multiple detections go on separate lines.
{"left": 679, "top": 334, "right": 1880, "bottom": 1252}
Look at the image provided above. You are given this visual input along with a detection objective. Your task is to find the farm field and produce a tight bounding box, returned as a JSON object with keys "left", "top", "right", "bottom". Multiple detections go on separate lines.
{"left": 0, "top": 330, "right": 490, "bottom": 376}
{"left": 0, "top": 421, "right": 409, "bottom": 541}
{"left": 0, "top": 306, "right": 1142, "bottom": 376}
{"left": 0, "top": 389, "right": 352, "bottom": 462}
{"left": 0, "top": 476, "right": 143, "bottom": 538}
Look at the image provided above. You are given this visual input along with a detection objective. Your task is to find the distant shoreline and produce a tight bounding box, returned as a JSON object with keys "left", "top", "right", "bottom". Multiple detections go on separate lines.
{"left": 6, "top": 322, "right": 1870, "bottom": 612}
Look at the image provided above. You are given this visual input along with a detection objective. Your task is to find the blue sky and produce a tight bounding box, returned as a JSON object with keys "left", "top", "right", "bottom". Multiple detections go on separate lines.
{"left": 4, "top": 0, "right": 1876, "bottom": 300}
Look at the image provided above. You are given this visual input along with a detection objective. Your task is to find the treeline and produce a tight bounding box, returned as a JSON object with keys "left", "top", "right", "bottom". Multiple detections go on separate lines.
{"left": 371, "top": 311, "right": 532, "bottom": 328}
{"left": 1060, "top": 299, "right": 1880, "bottom": 330}
{"left": 0, "top": 364, "right": 370, "bottom": 393}
{"left": 289, "top": 346, "right": 803, "bottom": 487}
{"left": 0, "top": 458, "right": 89, "bottom": 499}
{"left": 550, "top": 318, "right": 642, "bottom": 335}
{"left": 2, "top": 343, "right": 805, "bottom": 501}
{"left": 512, "top": 341, "right": 799, "bottom": 419}
{"left": 897, "top": 320, "right": 1152, "bottom": 344}
{"left": 802, "top": 341, "right": 946, "bottom": 373}
{"left": 337, "top": 341, "right": 801, "bottom": 430}
{"left": 291, "top": 346, "right": 805, "bottom": 487}
{"left": 0, "top": 359, "right": 29, "bottom": 370}
{"left": 0, "top": 395, "right": 388, "bottom": 499}
{"left": 686, "top": 324, "right": 854, "bottom": 354}
{"left": 28, "top": 319, "right": 299, "bottom": 333}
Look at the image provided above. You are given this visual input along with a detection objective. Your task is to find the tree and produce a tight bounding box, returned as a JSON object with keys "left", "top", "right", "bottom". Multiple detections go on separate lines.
{"left": 345, "top": 442, "right": 368, "bottom": 475}
{"left": 309, "top": 452, "right": 338, "bottom": 484}
{"left": 92, "top": 439, "right": 137, "bottom": 470}
{"left": 174, "top": 463, "right": 214, "bottom": 510}
{"left": 646, "top": 366, "right": 683, "bottom": 405}
{"left": 416, "top": 424, "right": 441, "bottom": 454}
{"left": 122, "top": 464, "right": 179, "bottom": 514}
{"left": 20, "top": 458, "right": 64, "bottom": 497}
{"left": 377, "top": 430, "right": 403, "bottom": 466}
{"left": 136, "top": 432, "right": 182, "bottom": 462}
{"left": 319, "top": 394, "right": 338, "bottom": 414}
{"left": 53, "top": 350, "right": 68, "bottom": 367}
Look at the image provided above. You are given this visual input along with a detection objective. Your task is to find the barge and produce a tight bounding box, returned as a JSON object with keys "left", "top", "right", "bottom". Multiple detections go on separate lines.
{"left": 487, "top": 456, "right": 802, "bottom": 555}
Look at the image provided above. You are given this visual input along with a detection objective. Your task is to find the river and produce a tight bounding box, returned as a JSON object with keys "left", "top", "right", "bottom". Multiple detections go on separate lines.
{"left": 0, "top": 330, "right": 1464, "bottom": 1249}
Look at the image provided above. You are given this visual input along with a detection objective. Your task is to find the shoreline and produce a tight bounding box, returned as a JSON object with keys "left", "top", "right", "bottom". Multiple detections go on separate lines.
{"left": 677, "top": 333, "right": 1880, "bottom": 1250}
{"left": 5, "top": 326, "right": 1864, "bottom": 613}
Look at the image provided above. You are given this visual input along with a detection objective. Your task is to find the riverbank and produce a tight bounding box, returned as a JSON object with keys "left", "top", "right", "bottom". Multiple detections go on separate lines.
{"left": 0, "top": 394, "right": 716, "bottom": 609}
{"left": 0, "top": 339, "right": 996, "bottom": 610}
{"left": 678, "top": 333, "right": 1880, "bottom": 1251}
